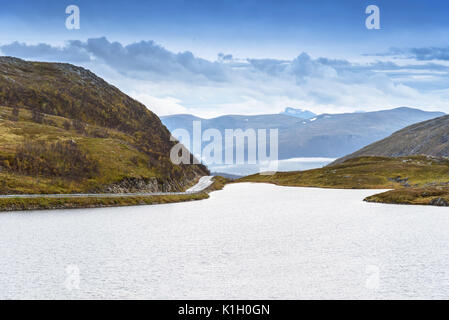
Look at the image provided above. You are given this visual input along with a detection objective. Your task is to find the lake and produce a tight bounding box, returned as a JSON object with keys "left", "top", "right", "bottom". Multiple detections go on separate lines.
{"left": 209, "top": 157, "right": 335, "bottom": 176}
{"left": 1, "top": 183, "right": 448, "bottom": 299}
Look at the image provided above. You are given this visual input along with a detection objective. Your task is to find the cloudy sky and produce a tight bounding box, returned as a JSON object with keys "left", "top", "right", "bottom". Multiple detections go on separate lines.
{"left": 1, "top": 0, "right": 449, "bottom": 117}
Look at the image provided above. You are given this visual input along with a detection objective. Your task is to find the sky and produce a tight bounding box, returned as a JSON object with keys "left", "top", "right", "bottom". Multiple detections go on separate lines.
{"left": 1, "top": 0, "right": 449, "bottom": 117}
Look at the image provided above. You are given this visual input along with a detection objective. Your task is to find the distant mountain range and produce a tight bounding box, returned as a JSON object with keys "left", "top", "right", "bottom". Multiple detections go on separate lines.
{"left": 333, "top": 114, "right": 449, "bottom": 164}
{"left": 161, "top": 107, "right": 445, "bottom": 160}
{"left": 280, "top": 107, "right": 316, "bottom": 119}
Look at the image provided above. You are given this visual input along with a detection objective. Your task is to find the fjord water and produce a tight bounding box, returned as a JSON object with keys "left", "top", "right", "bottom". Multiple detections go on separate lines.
{"left": 1, "top": 183, "right": 449, "bottom": 299}
{"left": 210, "top": 157, "right": 335, "bottom": 176}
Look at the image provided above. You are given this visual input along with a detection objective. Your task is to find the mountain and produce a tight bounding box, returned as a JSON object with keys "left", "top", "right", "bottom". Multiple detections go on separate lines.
{"left": 333, "top": 114, "right": 449, "bottom": 165}
{"left": 161, "top": 107, "right": 445, "bottom": 161}
{"left": 280, "top": 107, "right": 316, "bottom": 119}
{"left": 0, "top": 57, "right": 208, "bottom": 194}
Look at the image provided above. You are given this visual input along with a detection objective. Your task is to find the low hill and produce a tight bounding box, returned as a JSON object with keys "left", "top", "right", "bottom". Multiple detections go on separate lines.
{"left": 0, "top": 57, "right": 208, "bottom": 194}
{"left": 238, "top": 156, "right": 449, "bottom": 189}
{"left": 333, "top": 114, "right": 449, "bottom": 165}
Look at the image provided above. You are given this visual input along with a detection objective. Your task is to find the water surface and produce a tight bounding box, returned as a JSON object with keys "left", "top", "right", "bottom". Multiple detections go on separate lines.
{"left": 1, "top": 183, "right": 448, "bottom": 299}
{"left": 209, "top": 157, "right": 335, "bottom": 176}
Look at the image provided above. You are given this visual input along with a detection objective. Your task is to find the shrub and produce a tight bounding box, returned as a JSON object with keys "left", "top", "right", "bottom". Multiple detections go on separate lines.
{"left": 11, "top": 107, "right": 19, "bottom": 121}
{"left": 31, "top": 109, "right": 44, "bottom": 123}
{"left": 11, "top": 140, "right": 98, "bottom": 178}
{"left": 72, "top": 119, "right": 85, "bottom": 133}
{"left": 63, "top": 120, "right": 71, "bottom": 131}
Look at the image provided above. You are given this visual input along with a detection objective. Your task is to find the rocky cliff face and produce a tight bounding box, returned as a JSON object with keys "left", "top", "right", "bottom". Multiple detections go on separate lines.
{"left": 102, "top": 176, "right": 199, "bottom": 193}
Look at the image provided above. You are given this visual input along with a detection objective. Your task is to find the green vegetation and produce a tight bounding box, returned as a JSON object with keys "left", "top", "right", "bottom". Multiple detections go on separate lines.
{"left": 206, "top": 176, "right": 229, "bottom": 191}
{"left": 10, "top": 140, "right": 98, "bottom": 178}
{"left": 238, "top": 156, "right": 449, "bottom": 206}
{"left": 0, "top": 176, "right": 229, "bottom": 212}
{"left": 364, "top": 187, "right": 449, "bottom": 207}
{"left": 0, "top": 105, "right": 180, "bottom": 194}
{"left": 333, "top": 113, "right": 449, "bottom": 165}
{"left": 239, "top": 156, "right": 449, "bottom": 189}
{"left": 0, "top": 57, "right": 208, "bottom": 196}
{"left": 0, "top": 193, "right": 209, "bottom": 212}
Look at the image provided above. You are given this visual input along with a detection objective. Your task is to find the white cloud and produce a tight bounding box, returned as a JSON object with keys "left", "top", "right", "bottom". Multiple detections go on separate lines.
{"left": 129, "top": 93, "right": 188, "bottom": 116}
{"left": 2, "top": 37, "right": 449, "bottom": 116}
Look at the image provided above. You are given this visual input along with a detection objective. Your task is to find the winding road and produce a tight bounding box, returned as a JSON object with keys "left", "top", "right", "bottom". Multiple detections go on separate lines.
{"left": 0, "top": 176, "right": 214, "bottom": 199}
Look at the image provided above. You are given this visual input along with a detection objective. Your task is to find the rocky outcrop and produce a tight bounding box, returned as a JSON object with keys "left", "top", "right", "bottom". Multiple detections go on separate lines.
{"left": 430, "top": 197, "right": 449, "bottom": 207}
{"left": 100, "top": 172, "right": 203, "bottom": 193}
{"left": 387, "top": 176, "right": 411, "bottom": 187}
{"left": 102, "top": 177, "right": 160, "bottom": 193}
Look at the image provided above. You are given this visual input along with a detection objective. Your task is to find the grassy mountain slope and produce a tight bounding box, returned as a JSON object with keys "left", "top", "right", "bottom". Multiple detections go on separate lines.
{"left": 0, "top": 57, "right": 208, "bottom": 194}
{"left": 239, "top": 156, "right": 449, "bottom": 189}
{"left": 333, "top": 114, "right": 449, "bottom": 165}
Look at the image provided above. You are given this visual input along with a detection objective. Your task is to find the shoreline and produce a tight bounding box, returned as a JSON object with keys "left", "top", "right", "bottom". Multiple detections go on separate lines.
{"left": 2, "top": 176, "right": 448, "bottom": 211}
{"left": 237, "top": 181, "right": 449, "bottom": 207}
{"left": 0, "top": 193, "right": 209, "bottom": 212}
{"left": 237, "top": 156, "right": 449, "bottom": 207}
{"left": 0, "top": 176, "right": 228, "bottom": 212}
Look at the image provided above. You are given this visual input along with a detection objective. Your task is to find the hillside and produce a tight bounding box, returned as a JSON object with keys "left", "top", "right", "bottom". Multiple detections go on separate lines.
{"left": 333, "top": 114, "right": 449, "bottom": 165}
{"left": 161, "top": 108, "right": 445, "bottom": 163}
{"left": 238, "top": 156, "right": 449, "bottom": 206}
{"left": 239, "top": 156, "right": 449, "bottom": 189}
{"left": 0, "top": 57, "right": 208, "bottom": 195}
